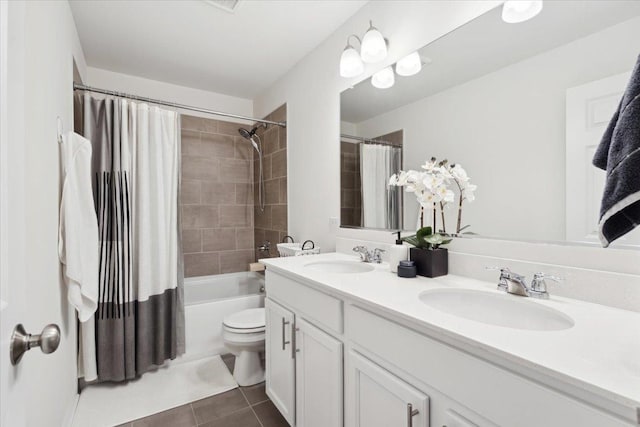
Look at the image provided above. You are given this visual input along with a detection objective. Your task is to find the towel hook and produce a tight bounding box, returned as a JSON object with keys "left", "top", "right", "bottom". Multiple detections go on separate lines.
{"left": 57, "top": 116, "right": 63, "bottom": 144}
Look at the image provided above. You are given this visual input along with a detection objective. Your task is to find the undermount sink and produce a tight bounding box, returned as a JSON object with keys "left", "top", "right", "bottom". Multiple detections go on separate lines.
{"left": 304, "top": 260, "right": 375, "bottom": 274}
{"left": 419, "top": 288, "right": 574, "bottom": 331}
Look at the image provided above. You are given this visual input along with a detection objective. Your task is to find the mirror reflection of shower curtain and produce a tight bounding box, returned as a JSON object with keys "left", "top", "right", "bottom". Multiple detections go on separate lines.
{"left": 80, "top": 93, "right": 185, "bottom": 382}
{"left": 360, "top": 144, "right": 402, "bottom": 229}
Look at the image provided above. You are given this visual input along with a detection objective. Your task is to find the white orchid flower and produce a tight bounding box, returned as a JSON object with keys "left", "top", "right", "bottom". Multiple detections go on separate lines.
{"left": 423, "top": 173, "right": 444, "bottom": 190}
{"left": 421, "top": 159, "right": 437, "bottom": 171}
{"left": 450, "top": 164, "right": 469, "bottom": 182}
{"left": 463, "top": 183, "right": 477, "bottom": 202}
{"left": 388, "top": 174, "right": 398, "bottom": 186}
{"left": 436, "top": 185, "right": 455, "bottom": 203}
{"left": 437, "top": 166, "right": 453, "bottom": 180}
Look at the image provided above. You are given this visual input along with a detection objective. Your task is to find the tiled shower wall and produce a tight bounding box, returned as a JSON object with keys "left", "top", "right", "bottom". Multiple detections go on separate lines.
{"left": 181, "top": 115, "right": 255, "bottom": 277}
{"left": 340, "top": 141, "right": 362, "bottom": 227}
{"left": 254, "top": 105, "right": 288, "bottom": 257}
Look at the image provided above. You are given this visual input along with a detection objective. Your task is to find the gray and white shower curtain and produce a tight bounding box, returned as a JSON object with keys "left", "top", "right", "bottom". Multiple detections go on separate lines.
{"left": 360, "top": 144, "right": 402, "bottom": 229}
{"left": 81, "top": 93, "right": 185, "bottom": 382}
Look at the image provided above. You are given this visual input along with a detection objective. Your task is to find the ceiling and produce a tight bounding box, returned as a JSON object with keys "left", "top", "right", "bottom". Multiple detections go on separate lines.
{"left": 341, "top": 0, "right": 640, "bottom": 123}
{"left": 70, "top": 0, "right": 367, "bottom": 99}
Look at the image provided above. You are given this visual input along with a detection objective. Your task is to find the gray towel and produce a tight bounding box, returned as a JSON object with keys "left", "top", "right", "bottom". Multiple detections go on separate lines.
{"left": 592, "top": 54, "right": 640, "bottom": 247}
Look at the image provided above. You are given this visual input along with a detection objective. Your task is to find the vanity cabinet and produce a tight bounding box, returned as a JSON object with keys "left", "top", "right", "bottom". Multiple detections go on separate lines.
{"left": 265, "top": 271, "right": 344, "bottom": 427}
{"left": 265, "top": 299, "right": 296, "bottom": 425}
{"left": 265, "top": 269, "right": 636, "bottom": 427}
{"left": 295, "top": 318, "right": 343, "bottom": 427}
{"left": 346, "top": 350, "right": 429, "bottom": 427}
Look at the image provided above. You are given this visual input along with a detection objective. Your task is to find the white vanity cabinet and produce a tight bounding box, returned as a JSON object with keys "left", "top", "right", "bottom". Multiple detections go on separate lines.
{"left": 265, "top": 298, "right": 296, "bottom": 425}
{"left": 264, "top": 268, "right": 638, "bottom": 427}
{"left": 295, "top": 318, "right": 343, "bottom": 427}
{"left": 265, "top": 271, "right": 344, "bottom": 427}
{"left": 346, "top": 350, "right": 429, "bottom": 427}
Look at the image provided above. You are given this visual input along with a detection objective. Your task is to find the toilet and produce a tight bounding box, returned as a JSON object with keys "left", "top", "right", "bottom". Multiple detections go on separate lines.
{"left": 222, "top": 307, "right": 266, "bottom": 386}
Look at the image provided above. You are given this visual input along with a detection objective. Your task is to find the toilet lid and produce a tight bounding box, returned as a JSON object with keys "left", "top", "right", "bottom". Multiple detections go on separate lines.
{"left": 223, "top": 308, "right": 265, "bottom": 329}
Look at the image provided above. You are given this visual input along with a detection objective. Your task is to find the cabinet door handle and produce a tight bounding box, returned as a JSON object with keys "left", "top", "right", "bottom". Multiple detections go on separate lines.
{"left": 291, "top": 325, "right": 298, "bottom": 359}
{"left": 406, "top": 403, "right": 419, "bottom": 427}
{"left": 281, "top": 318, "right": 290, "bottom": 350}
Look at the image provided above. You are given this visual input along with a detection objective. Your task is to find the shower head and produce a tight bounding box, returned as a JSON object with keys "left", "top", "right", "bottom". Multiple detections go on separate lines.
{"left": 238, "top": 126, "right": 258, "bottom": 140}
{"left": 238, "top": 126, "right": 262, "bottom": 154}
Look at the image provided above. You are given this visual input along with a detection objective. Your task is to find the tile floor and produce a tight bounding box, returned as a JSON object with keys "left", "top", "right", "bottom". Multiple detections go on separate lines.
{"left": 116, "top": 355, "right": 288, "bottom": 427}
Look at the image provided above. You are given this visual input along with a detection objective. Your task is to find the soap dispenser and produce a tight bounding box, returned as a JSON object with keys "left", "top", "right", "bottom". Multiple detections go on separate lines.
{"left": 388, "top": 231, "right": 408, "bottom": 273}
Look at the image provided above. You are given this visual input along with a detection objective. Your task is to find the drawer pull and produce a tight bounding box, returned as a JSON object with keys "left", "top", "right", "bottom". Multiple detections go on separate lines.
{"left": 407, "top": 403, "right": 419, "bottom": 427}
{"left": 281, "top": 319, "right": 290, "bottom": 350}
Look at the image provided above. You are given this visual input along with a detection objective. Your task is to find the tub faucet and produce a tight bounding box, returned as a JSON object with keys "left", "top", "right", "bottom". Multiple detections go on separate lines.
{"left": 353, "top": 246, "right": 385, "bottom": 263}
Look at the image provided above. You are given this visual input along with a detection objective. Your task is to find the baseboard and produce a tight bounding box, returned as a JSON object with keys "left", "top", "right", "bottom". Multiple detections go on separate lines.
{"left": 63, "top": 393, "right": 79, "bottom": 427}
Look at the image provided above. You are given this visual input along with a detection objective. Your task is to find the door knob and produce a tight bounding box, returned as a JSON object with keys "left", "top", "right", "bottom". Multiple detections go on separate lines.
{"left": 10, "top": 323, "right": 61, "bottom": 365}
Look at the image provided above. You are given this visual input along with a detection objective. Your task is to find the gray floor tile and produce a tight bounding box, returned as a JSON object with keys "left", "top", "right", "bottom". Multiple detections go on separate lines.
{"left": 131, "top": 404, "right": 196, "bottom": 427}
{"left": 253, "top": 401, "right": 289, "bottom": 427}
{"left": 240, "top": 382, "right": 268, "bottom": 406}
{"left": 192, "top": 388, "right": 248, "bottom": 425}
{"left": 114, "top": 424, "right": 132, "bottom": 427}
{"left": 198, "top": 407, "right": 261, "bottom": 427}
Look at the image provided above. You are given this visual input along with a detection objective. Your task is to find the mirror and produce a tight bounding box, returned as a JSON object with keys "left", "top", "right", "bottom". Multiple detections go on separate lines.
{"left": 340, "top": 0, "right": 640, "bottom": 248}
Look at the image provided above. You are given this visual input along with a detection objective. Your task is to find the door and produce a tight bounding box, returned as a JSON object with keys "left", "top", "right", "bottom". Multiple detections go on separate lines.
{"left": 566, "top": 71, "right": 640, "bottom": 246}
{"left": 295, "top": 318, "right": 343, "bottom": 427}
{"left": 346, "top": 350, "right": 429, "bottom": 427}
{"left": 265, "top": 298, "right": 295, "bottom": 425}
{"left": 0, "top": 1, "right": 26, "bottom": 425}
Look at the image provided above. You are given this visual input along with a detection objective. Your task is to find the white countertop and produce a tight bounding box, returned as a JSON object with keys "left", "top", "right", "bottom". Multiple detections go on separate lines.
{"left": 261, "top": 252, "right": 640, "bottom": 419}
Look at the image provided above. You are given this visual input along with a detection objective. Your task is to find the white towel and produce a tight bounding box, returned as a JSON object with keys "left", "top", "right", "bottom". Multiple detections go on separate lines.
{"left": 59, "top": 132, "right": 99, "bottom": 381}
{"left": 59, "top": 131, "right": 99, "bottom": 321}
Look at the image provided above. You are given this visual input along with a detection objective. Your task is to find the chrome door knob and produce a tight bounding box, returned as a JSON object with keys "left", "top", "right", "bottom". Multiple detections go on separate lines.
{"left": 10, "top": 323, "right": 61, "bottom": 365}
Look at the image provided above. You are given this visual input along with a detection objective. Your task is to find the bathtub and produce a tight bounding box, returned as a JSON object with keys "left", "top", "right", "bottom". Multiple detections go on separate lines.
{"left": 179, "top": 272, "right": 265, "bottom": 363}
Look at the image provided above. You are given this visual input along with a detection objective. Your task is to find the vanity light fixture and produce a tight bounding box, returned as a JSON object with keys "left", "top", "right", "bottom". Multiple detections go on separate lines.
{"left": 371, "top": 66, "right": 395, "bottom": 89}
{"left": 360, "top": 20, "right": 388, "bottom": 63}
{"left": 340, "top": 35, "right": 365, "bottom": 78}
{"left": 395, "top": 51, "right": 422, "bottom": 77}
{"left": 501, "top": 0, "right": 543, "bottom": 23}
{"left": 339, "top": 20, "right": 388, "bottom": 77}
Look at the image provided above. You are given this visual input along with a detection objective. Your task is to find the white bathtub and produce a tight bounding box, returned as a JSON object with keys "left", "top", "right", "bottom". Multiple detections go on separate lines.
{"left": 179, "top": 272, "right": 265, "bottom": 363}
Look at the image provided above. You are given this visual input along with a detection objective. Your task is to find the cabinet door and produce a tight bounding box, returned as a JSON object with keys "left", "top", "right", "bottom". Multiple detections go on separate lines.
{"left": 265, "top": 298, "right": 295, "bottom": 425}
{"left": 295, "top": 318, "right": 343, "bottom": 427}
{"left": 346, "top": 351, "right": 429, "bottom": 427}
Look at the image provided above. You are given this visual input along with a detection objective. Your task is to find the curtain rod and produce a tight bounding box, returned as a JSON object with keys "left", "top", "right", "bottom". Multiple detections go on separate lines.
{"left": 73, "top": 83, "right": 286, "bottom": 128}
{"left": 340, "top": 133, "right": 397, "bottom": 146}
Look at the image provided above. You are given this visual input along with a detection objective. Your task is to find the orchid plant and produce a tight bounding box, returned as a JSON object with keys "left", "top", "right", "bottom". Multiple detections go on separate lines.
{"left": 389, "top": 157, "right": 476, "bottom": 239}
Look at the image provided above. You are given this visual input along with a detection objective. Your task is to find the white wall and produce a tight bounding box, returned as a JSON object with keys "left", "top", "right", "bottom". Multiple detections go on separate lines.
{"left": 5, "top": 1, "right": 87, "bottom": 426}
{"left": 354, "top": 17, "right": 640, "bottom": 241}
{"left": 254, "top": 0, "right": 502, "bottom": 252}
{"left": 86, "top": 67, "right": 253, "bottom": 122}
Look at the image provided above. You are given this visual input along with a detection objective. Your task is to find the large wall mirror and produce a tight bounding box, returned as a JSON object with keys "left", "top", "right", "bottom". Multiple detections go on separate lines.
{"left": 340, "top": 1, "right": 640, "bottom": 249}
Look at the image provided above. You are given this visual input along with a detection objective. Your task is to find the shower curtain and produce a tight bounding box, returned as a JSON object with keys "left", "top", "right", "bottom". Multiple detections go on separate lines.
{"left": 360, "top": 144, "right": 402, "bottom": 229}
{"left": 81, "top": 93, "right": 185, "bottom": 382}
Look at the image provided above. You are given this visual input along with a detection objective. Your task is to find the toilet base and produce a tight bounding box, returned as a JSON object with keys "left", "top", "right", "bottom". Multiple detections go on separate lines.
{"left": 233, "top": 350, "right": 265, "bottom": 386}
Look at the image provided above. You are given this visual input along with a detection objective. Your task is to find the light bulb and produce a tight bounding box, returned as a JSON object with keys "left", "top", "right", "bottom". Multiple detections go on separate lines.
{"left": 395, "top": 51, "right": 422, "bottom": 77}
{"left": 360, "top": 21, "right": 387, "bottom": 63}
{"left": 371, "top": 66, "right": 394, "bottom": 89}
{"left": 501, "top": 0, "right": 543, "bottom": 23}
{"left": 340, "top": 45, "right": 364, "bottom": 78}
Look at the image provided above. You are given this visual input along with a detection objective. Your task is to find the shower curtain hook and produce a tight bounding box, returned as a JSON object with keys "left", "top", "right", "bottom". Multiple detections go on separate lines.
{"left": 57, "top": 116, "right": 64, "bottom": 144}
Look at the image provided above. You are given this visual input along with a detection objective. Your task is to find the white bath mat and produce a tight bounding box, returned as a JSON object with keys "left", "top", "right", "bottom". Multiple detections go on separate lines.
{"left": 72, "top": 355, "right": 237, "bottom": 427}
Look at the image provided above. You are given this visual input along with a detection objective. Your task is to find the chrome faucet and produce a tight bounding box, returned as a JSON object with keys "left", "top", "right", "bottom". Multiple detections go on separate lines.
{"left": 487, "top": 267, "right": 562, "bottom": 299}
{"left": 529, "top": 272, "right": 562, "bottom": 299}
{"left": 353, "top": 246, "right": 385, "bottom": 263}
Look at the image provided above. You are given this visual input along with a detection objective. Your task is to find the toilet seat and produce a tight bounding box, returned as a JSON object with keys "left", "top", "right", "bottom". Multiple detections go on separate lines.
{"left": 223, "top": 308, "right": 265, "bottom": 333}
